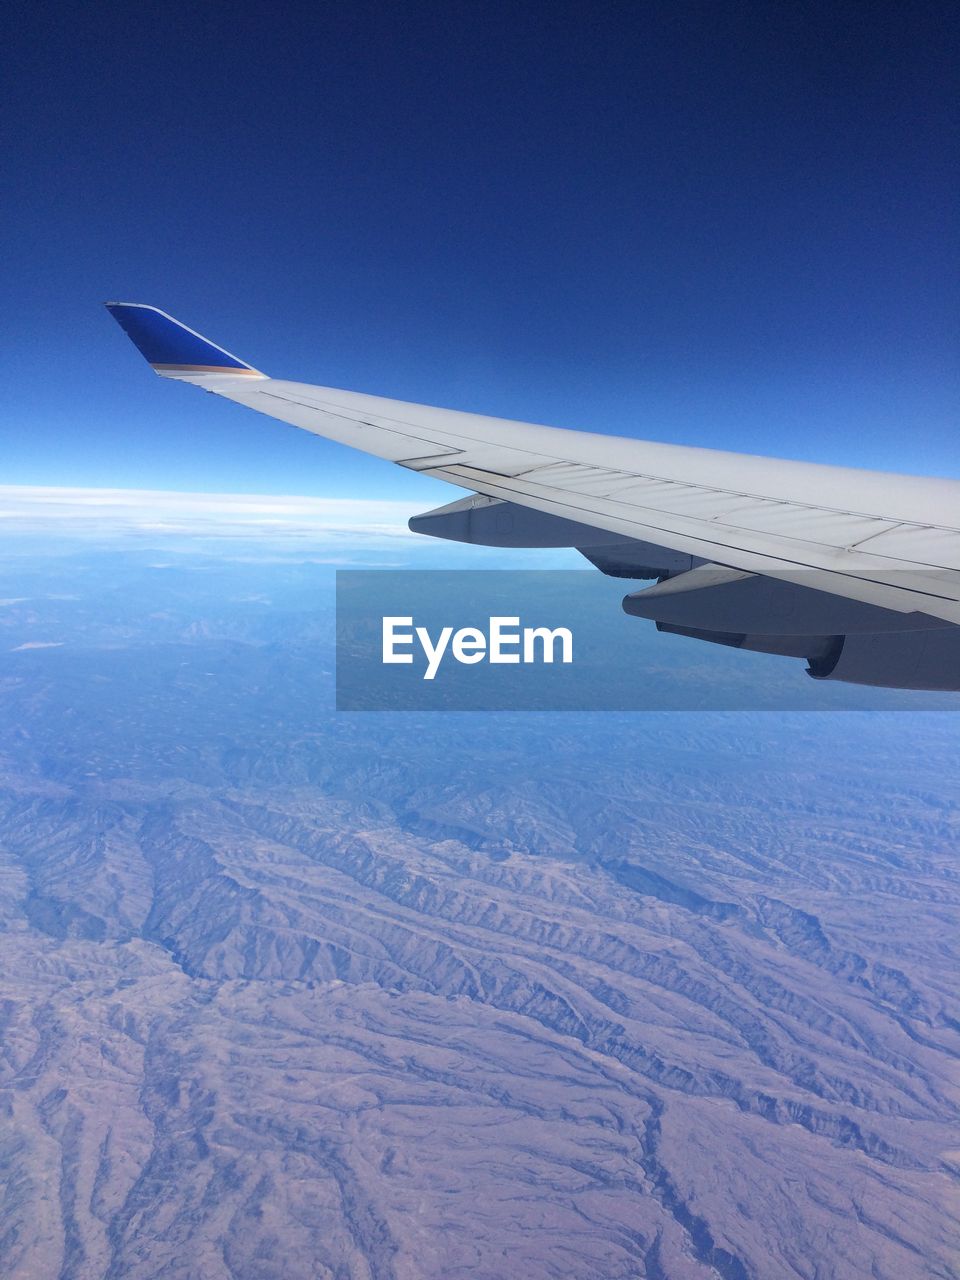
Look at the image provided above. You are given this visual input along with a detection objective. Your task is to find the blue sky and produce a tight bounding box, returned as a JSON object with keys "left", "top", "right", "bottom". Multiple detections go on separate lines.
{"left": 4, "top": 0, "right": 957, "bottom": 497}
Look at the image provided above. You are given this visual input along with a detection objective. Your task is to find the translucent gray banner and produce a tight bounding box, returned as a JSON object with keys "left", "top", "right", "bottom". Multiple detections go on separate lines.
{"left": 335, "top": 570, "right": 960, "bottom": 711}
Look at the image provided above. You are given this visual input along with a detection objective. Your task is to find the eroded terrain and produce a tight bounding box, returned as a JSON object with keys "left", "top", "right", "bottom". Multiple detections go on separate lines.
{"left": 0, "top": 545, "right": 957, "bottom": 1279}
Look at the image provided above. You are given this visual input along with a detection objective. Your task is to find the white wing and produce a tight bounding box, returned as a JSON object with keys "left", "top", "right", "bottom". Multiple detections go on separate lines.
{"left": 106, "top": 303, "right": 960, "bottom": 690}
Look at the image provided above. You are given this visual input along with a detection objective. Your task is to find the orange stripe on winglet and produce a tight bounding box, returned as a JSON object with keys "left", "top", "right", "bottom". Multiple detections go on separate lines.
{"left": 151, "top": 364, "right": 264, "bottom": 375}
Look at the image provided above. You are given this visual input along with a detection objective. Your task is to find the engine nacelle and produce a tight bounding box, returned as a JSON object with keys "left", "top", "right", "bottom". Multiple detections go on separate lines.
{"left": 809, "top": 629, "right": 960, "bottom": 691}
{"left": 657, "top": 623, "right": 960, "bottom": 690}
{"left": 624, "top": 564, "right": 947, "bottom": 634}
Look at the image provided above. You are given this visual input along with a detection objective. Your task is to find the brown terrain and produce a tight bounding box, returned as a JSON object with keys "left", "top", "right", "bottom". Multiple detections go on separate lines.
{"left": 0, "top": 549, "right": 957, "bottom": 1279}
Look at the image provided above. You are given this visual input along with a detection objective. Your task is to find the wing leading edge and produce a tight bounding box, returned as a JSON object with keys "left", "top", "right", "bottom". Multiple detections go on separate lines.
{"left": 106, "top": 303, "right": 960, "bottom": 691}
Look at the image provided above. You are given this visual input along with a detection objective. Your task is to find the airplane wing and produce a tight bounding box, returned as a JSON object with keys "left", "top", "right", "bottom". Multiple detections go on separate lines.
{"left": 106, "top": 302, "right": 960, "bottom": 690}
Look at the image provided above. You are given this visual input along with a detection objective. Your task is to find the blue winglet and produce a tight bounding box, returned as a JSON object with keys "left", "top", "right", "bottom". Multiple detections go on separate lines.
{"left": 105, "top": 302, "right": 263, "bottom": 377}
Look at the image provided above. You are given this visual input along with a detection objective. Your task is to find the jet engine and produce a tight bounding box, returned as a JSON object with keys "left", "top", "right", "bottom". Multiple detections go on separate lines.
{"left": 625, "top": 565, "right": 960, "bottom": 690}
{"left": 807, "top": 628, "right": 960, "bottom": 690}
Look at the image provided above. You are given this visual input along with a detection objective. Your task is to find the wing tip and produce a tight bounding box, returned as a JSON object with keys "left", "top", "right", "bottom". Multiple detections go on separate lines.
{"left": 105, "top": 301, "right": 265, "bottom": 378}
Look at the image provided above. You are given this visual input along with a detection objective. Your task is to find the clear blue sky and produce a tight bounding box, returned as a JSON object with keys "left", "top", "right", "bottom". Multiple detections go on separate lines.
{"left": 4, "top": 0, "right": 957, "bottom": 497}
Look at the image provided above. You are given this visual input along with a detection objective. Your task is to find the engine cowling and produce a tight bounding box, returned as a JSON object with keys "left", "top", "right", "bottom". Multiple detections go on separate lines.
{"left": 627, "top": 565, "right": 960, "bottom": 690}
{"left": 623, "top": 564, "right": 947, "bottom": 634}
{"left": 808, "top": 629, "right": 960, "bottom": 691}
{"left": 656, "top": 623, "right": 960, "bottom": 690}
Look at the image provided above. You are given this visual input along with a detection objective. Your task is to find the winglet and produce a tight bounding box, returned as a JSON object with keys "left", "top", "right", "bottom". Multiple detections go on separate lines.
{"left": 105, "top": 302, "right": 265, "bottom": 379}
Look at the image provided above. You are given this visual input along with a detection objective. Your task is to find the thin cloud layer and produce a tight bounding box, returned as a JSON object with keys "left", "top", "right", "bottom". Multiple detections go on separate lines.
{"left": 0, "top": 485, "right": 420, "bottom": 545}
